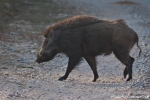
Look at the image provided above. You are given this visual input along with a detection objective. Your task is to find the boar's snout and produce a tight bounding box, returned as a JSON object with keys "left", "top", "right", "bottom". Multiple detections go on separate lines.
{"left": 35, "top": 53, "right": 43, "bottom": 63}
{"left": 35, "top": 48, "right": 58, "bottom": 63}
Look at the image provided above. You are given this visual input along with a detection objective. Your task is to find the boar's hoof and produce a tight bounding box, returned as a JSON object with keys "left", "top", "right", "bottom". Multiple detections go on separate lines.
{"left": 92, "top": 79, "right": 96, "bottom": 82}
{"left": 126, "top": 77, "right": 132, "bottom": 81}
{"left": 92, "top": 75, "right": 99, "bottom": 82}
{"left": 92, "top": 78, "right": 98, "bottom": 82}
{"left": 58, "top": 76, "right": 67, "bottom": 81}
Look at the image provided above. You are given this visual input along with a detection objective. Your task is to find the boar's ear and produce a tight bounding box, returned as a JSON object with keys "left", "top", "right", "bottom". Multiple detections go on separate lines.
{"left": 44, "top": 27, "right": 54, "bottom": 38}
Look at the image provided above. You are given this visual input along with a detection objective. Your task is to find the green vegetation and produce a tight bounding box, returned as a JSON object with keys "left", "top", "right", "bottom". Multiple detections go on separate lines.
{"left": 0, "top": 0, "right": 72, "bottom": 30}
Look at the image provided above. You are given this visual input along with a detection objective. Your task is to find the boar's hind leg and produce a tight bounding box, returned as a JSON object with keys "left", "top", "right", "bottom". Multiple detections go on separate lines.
{"left": 58, "top": 56, "right": 81, "bottom": 81}
{"left": 113, "top": 49, "right": 134, "bottom": 81}
{"left": 84, "top": 55, "right": 99, "bottom": 82}
{"left": 123, "top": 57, "right": 134, "bottom": 79}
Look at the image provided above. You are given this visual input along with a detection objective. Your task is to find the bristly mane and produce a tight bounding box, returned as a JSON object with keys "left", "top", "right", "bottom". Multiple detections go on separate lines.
{"left": 44, "top": 16, "right": 127, "bottom": 38}
{"left": 53, "top": 15, "right": 100, "bottom": 29}
{"left": 44, "top": 15, "right": 100, "bottom": 37}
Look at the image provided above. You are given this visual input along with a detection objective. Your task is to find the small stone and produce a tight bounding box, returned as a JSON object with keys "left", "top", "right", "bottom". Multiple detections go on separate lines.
{"left": 8, "top": 93, "right": 14, "bottom": 97}
{"left": 11, "top": 47, "right": 15, "bottom": 51}
{"left": 128, "top": 92, "right": 133, "bottom": 96}
{"left": 10, "top": 32, "right": 19, "bottom": 35}
{"left": 3, "top": 71, "right": 9, "bottom": 75}
{"left": 147, "top": 95, "right": 150, "bottom": 99}
{"left": 15, "top": 92, "right": 21, "bottom": 97}
{"left": 141, "top": 42, "right": 147, "bottom": 46}
{"left": 29, "top": 86, "right": 33, "bottom": 88}
{"left": 17, "top": 58, "right": 22, "bottom": 61}
{"left": 31, "top": 50, "right": 36, "bottom": 53}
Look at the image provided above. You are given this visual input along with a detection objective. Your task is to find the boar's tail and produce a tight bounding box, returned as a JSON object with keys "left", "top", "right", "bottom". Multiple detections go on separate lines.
{"left": 137, "top": 42, "right": 142, "bottom": 57}
{"left": 134, "top": 32, "right": 142, "bottom": 57}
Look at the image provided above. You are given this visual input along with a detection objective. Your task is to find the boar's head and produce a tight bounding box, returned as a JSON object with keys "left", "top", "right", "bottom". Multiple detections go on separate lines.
{"left": 36, "top": 27, "right": 58, "bottom": 63}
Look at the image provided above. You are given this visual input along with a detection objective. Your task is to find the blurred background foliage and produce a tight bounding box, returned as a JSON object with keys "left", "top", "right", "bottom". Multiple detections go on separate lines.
{"left": 0, "top": 0, "right": 73, "bottom": 30}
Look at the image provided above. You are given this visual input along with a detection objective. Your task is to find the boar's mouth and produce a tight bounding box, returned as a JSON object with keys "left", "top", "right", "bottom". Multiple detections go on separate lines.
{"left": 35, "top": 49, "right": 57, "bottom": 63}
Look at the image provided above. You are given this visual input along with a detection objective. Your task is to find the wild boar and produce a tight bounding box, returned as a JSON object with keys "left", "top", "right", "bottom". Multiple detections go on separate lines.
{"left": 36, "top": 15, "right": 141, "bottom": 82}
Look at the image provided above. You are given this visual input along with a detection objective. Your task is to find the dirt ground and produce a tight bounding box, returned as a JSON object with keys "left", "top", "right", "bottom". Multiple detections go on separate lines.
{"left": 0, "top": 0, "right": 150, "bottom": 100}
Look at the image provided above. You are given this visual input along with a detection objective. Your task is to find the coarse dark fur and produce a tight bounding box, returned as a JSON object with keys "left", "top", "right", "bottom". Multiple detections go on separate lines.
{"left": 36, "top": 15, "right": 142, "bottom": 82}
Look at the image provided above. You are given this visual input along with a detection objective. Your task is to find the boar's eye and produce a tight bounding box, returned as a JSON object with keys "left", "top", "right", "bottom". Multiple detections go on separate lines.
{"left": 44, "top": 39, "right": 48, "bottom": 45}
{"left": 43, "top": 38, "right": 53, "bottom": 46}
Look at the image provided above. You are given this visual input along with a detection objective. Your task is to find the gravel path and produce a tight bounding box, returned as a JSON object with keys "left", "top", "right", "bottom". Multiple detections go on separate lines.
{"left": 0, "top": 0, "right": 150, "bottom": 100}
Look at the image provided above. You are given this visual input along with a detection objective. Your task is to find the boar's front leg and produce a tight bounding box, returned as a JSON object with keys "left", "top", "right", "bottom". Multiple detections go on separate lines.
{"left": 84, "top": 55, "right": 99, "bottom": 82}
{"left": 58, "top": 55, "right": 81, "bottom": 81}
{"left": 123, "top": 67, "right": 128, "bottom": 79}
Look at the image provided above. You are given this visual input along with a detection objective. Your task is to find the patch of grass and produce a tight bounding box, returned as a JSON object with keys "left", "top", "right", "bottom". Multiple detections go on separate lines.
{"left": 0, "top": 0, "right": 75, "bottom": 42}
{"left": 0, "top": 0, "right": 20, "bottom": 29}
{"left": 19, "top": 15, "right": 64, "bottom": 24}
{"left": 9, "top": 0, "right": 71, "bottom": 24}
{"left": 0, "top": 0, "right": 73, "bottom": 28}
